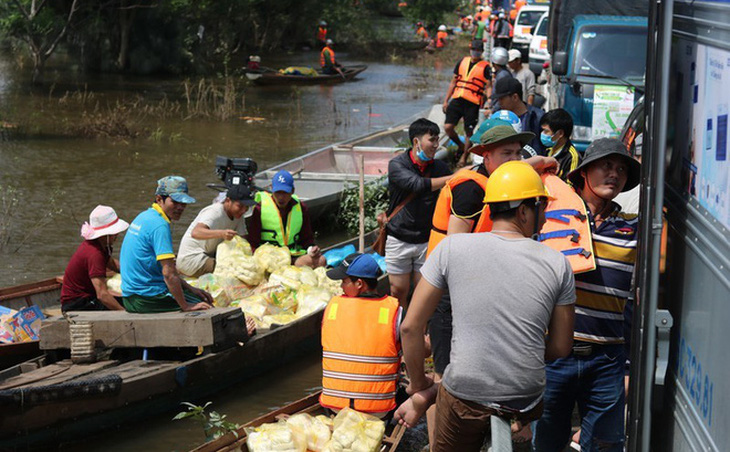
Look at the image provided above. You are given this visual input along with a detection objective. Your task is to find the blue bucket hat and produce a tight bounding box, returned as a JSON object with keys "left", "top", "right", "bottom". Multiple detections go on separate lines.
{"left": 272, "top": 170, "right": 295, "bottom": 193}
{"left": 156, "top": 176, "right": 196, "bottom": 204}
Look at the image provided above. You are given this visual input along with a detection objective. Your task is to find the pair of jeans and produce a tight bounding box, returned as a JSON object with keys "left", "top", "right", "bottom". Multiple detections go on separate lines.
{"left": 533, "top": 344, "right": 626, "bottom": 452}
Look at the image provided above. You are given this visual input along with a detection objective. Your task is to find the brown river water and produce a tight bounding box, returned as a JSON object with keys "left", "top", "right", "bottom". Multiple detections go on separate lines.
{"left": 0, "top": 49, "right": 447, "bottom": 450}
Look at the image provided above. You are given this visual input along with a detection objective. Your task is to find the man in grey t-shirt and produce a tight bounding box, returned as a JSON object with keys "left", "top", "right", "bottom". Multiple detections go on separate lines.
{"left": 177, "top": 185, "right": 256, "bottom": 277}
{"left": 395, "top": 161, "right": 575, "bottom": 451}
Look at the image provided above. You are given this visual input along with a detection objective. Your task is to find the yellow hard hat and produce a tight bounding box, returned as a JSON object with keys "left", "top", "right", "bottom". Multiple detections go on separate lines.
{"left": 483, "top": 161, "right": 552, "bottom": 204}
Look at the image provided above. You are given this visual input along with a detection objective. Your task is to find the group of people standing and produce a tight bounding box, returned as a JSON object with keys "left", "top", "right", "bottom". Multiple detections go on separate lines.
{"left": 323, "top": 35, "right": 640, "bottom": 451}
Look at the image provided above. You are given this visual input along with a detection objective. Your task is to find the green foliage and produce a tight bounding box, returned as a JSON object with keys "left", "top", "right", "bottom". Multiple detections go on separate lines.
{"left": 338, "top": 176, "right": 389, "bottom": 235}
{"left": 174, "top": 402, "right": 240, "bottom": 441}
{"left": 402, "top": 0, "right": 458, "bottom": 28}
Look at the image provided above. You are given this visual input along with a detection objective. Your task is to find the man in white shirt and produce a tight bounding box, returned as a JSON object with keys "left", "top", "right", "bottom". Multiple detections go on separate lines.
{"left": 177, "top": 184, "right": 256, "bottom": 277}
{"left": 508, "top": 49, "right": 536, "bottom": 105}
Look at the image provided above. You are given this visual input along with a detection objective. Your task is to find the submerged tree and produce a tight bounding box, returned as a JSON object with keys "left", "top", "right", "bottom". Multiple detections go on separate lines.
{"left": 0, "top": 0, "right": 82, "bottom": 82}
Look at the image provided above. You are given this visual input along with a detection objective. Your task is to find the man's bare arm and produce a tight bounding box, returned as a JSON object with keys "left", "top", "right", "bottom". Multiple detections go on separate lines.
{"left": 545, "top": 304, "right": 575, "bottom": 361}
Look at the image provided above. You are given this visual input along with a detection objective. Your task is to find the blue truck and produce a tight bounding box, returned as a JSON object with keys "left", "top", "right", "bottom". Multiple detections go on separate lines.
{"left": 547, "top": 0, "right": 648, "bottom": 151}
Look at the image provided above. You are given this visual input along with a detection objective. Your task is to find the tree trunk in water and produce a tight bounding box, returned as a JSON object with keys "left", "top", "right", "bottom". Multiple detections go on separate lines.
{"left": 117, "top": 2, "right": 136, "bottom": 71}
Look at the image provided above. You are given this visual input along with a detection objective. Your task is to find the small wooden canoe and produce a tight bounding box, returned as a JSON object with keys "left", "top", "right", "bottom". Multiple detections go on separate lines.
{"left": 0, "top": 278, "right": 64, "bottom": 369}
{"left": 191, "top": 390, "right": 405, "bottom": 452}
{"left": 246, "top": 65, "right": 367, "bottom": 86}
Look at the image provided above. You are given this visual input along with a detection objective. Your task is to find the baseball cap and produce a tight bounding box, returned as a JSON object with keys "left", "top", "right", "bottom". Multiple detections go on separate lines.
{"left": 508, "top": 49, "right": 522, "bottom": 62}
{"left": 156, "top": 176, "right": 196, "bottom": 204}
{"left": 226, "top": 184, "right": 257, "bottom": 206}
{"left": 491, "top": 77, "right": 523, "bottom": 100}
{"left": 326, "top": 253, "right": 362, "bottom": 280}
{"left": 272, "top": 170, "right": 295, "bottom": 193}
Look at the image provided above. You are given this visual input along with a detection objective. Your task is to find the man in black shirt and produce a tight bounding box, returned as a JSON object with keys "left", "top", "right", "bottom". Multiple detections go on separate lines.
{"left": 386, "top": 119, "right": 452, "bottom": 308}
{"left": 492, "top": 77, "right": 547, "bottom": 156}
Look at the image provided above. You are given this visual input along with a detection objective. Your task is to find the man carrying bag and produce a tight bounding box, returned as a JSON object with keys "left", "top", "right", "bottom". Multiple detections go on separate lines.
{"left": 383, "top": 118, "right": 452, "bottom": 309}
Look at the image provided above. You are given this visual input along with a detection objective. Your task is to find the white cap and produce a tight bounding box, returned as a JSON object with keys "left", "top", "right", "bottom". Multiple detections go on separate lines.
{"left": 508, "top": 49, "right": 522, "bottom": 62}
{"left": 438, "top": 25, "right": 447, "bottom": 31}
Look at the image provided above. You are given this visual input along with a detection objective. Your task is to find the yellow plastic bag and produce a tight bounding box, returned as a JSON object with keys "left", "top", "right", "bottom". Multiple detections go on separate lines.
{"left": 286, "top": 413, "right": 332, "bottom": 451}
{"left": 295, "top": 286, "right": 331, "bottom": 318}
{"left": 254, "top": 243, "right": 292, "bottom": 274}
{"left": 106, "top": 273, "right": 123, "bottom": 293}
{"left": 214, "top": 238, "right": 264, "bottom": 286}
{"left": 245, "top": 420, "right": 305, "bottom": 452}
{"left": 323, "top": 408, "right": 385, "bottom": 452}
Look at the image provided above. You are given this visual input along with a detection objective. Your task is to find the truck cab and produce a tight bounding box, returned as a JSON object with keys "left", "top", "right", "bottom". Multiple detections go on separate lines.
{"left": 551, "top": 15, "right": 647, "bottom": 151}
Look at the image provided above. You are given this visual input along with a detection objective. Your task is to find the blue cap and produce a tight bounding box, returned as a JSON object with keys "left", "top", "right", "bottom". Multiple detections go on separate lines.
{"left": 470, "top": 118, "right": 512, "bottom": 146}
{"left": 155, "top": 176, "right": 196, "bottom": 204}
{"left": 345, "top": 254, "right": 383, "bottom": 279}
{"left": 272, "top": 170, "right": 294, "bottom": 193}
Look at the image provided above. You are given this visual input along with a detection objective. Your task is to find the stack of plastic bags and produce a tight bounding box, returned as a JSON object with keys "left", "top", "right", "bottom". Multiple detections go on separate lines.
{"left": 246, "top": 409, "right": 385, "bottom": 452}
{"left": 323, "top": 408, "right": 386, "bottom": 452}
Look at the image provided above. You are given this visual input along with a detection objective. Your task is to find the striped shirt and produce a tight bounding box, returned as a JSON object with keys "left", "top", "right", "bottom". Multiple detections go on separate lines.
{"left": 548, "top": 140, "right": 582, "bottom": 183}
{"left": 574, "top": 203, "right": 638, "bottom": 344}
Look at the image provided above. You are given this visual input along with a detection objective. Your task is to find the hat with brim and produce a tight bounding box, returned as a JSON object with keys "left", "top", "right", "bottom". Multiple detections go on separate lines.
{"left": 326, "top": 252, "right": 362, "bottom": 280}
{"left": 469, "top": 124, "right": 534, "bottom": 157}
{"left": 156, "top": 176, "right": 196, "bottom": 204}
{"left": 567, "top": 137, "right": 641, "bottom": 192}
{"left": 81, "top": 205, "right": 130, "bottom": 241}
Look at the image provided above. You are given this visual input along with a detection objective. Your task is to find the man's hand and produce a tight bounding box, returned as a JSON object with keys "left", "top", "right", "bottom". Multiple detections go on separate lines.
{"left": 307, "top": 245, "right": 321, "bottom": 258}
{"left": 184, "top": 302, "right": 211, "bottom": 311}
{"left": 195, "top": 288, "right": 215, "bottom": 305}
{"left": 442, "top": 101, "right": 449, "bottom": 114}
{"left": 220, "top": 229, "right": 238, "bottom": 241}
{"left": 526, "top": 156, "right": 560, "bottom": 175}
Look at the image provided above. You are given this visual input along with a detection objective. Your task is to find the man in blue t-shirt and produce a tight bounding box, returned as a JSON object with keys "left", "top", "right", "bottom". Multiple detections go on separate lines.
{"left": 120, "top": 176, "right": 213, "bottom": 313}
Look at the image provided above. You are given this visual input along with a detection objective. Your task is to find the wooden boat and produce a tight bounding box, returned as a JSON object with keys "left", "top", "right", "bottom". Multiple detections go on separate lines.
{"left": 191, "top": 390, "right": 405, "bottom": 452}
{"left": 245, "top": 65, "right": 367, "bottom": 86}
{"left": 0, "top": 278, "right": 64, "bottom": 369}
{"left": 253, "top": 104, "right": 447, "bottom": 221}
{"left": 0, "top": 231, "right": 387, "bottom": 449}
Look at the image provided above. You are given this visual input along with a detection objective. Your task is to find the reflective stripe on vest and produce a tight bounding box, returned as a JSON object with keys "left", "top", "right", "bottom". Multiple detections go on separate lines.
{"left": 320, "top": 295, "right": 400, "bottom": 413}
{"left": 427, "top": 168, "right": 492, "bottom": 257}
{"left": 539, "top": 175, "right": 596, "bottom": 274}
{"left": 320, "top": 47, "right": 335, "bottom": 68}
{"left": 453, "top": 57, "right": 489, "bottom": 105}
{"left": 255, "top": 191, "right": 304, "bottom": 254}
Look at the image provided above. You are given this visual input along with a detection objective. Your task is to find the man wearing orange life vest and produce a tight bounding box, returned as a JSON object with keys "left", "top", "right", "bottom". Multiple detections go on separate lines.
{"left": 320, "top": 39, "right": 343, "bottom": 77}
{"left": 435, "top": 25, "right": 448, "bottom": 48}
{"left": 442, "top": 39, "right": 491, "bottom": 164}
{"left": 320, "top": 253, "right": 403, "bottom": 417}
{"left": 316, "top": 20, "right": 328, "bottom": 47}
{"left": 416, "top": 21, "right": 429, "bottom": 40}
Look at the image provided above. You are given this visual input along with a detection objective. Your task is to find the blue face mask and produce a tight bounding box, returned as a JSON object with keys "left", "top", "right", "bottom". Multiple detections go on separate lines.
{"left": 415, "top": 142, "right": 433, "bottom": 162}
{"left": 540, "top": 131, "right": 557, "bottom": 148}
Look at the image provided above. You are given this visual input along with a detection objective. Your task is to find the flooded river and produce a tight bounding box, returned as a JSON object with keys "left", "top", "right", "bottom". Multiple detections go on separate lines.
{"left": 1, "top": 49, "right": 446, "bottom": 450}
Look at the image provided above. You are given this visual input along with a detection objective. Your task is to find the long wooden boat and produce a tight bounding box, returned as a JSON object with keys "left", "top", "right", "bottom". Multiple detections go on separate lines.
{"left": 0, "top": 231, "right": 386, "bottom": 449}
{"left": 253, "top": 104, "right": 447, "bottom": 221}
{"left": 191, "top": 390, "right": 405, "bottom": 452}
{"left": 245, "top": 65, "right": 367, "bottom": 86}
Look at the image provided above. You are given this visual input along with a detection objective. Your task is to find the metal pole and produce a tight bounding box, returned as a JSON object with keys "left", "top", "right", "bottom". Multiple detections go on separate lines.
{"left": 359, "top": 154, "right": 365, "bottom": 253}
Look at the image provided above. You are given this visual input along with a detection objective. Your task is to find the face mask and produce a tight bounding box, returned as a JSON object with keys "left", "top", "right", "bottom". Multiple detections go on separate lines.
{"left": 540, "top": 132, "right": 557, "bottom": 148}
{"left": 415, "top": 141, "right": 433, "bottom": 162}
{"left": 470, "top": 50, "right": 482, "bottom": 58}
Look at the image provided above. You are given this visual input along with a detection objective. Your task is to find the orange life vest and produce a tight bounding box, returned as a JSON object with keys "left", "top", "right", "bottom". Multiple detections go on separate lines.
{"left": 436, "top": 31, "right": 448, "bottom": 48}
{"left": 320, "top": 295, "right": 401, "bottom": 413}
{"left": 317, "top": 26, "right": 327, "bottom": 42}
{"left": 427, "top": 168, "right": 493, "bottom": 257}
{"left": 417, "top": 26, "right": 429, "bottom": 40}
{"left": 320, "top": 46, "right": 335, "bottom": 68}
{"left": 453, "top": 57, "right": 490, "bottom": 106}
{"left": 538, "top": 175, "right": 596, "bottom": 274}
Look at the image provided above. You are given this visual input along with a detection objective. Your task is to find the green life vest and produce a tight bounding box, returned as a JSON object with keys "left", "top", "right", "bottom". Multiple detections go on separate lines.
{"left": 255, "top": 191, "right": 306, "bottom": 255}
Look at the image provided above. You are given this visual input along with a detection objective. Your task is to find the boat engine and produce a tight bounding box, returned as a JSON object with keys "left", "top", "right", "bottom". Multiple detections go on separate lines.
{"left": 215, "top": 156, "right": 258, "bottom": 189}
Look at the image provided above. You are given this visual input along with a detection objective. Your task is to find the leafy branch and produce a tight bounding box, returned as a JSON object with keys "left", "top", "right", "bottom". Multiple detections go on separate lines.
{"left": 337, "top": 175, "right": 389, "bottom": 235}
{"left": 173, "top": 402, "right": 240, "bottom": 441}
